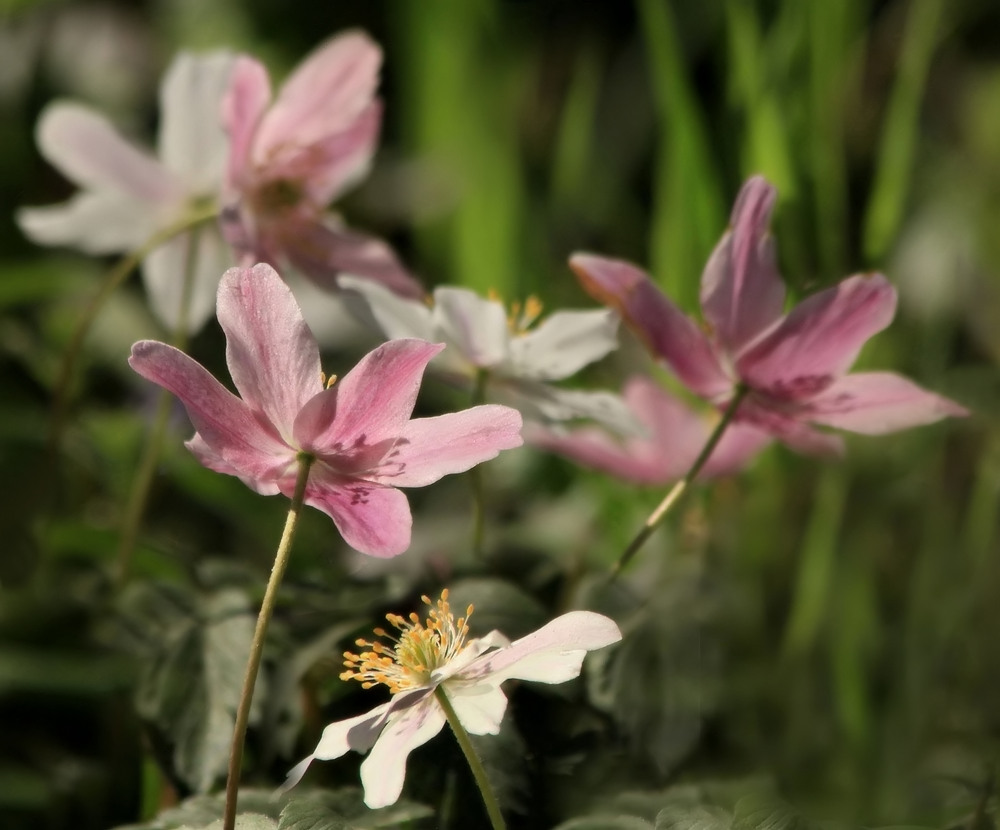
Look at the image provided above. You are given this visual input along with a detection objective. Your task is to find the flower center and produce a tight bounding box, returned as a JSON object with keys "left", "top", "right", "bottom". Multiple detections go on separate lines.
{"left": 340, "top": 590, "right": 474, "bottom": 694}
{"left": 255, "top": 178, "right": 305, "bottom": 214}
{"left": 488, "top": 290, "right": 544, "bottom": 335}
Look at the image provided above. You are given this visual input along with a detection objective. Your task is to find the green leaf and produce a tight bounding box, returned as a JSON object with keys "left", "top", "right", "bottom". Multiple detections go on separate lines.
{"left": 445, "top": 577, "right": 548, "bottom": 641}
{"left": 552, "top": 817, "right": 655, "bottom": 830}
{"left": 277, "top": 788, "right": 433, "bottom": 829}
{"left": 656, "top": 805, "right": 732, "bottom": 830}
{"left": 731, "top": 794, "right": 817, "bottom": 830}
{"left": 113, "top": 789, "right": 285, "bottom": 829}
{"left": 469, "top": 716, "right": 530, "bottom": 815}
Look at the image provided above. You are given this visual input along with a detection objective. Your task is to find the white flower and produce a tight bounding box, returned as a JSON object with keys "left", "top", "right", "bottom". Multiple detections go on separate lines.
{"left": 340, "top": 276, "right": 638, "bottom": 432}
{"left": 17, "top": 52, "right": 236, "bottom": 334}
{"left": 284, "top": 591, "right": 621, "bottom": 808}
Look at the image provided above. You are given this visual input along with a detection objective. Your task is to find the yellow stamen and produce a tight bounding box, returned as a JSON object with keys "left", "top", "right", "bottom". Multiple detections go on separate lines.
{"left": 341, "top": 589, "right": 475, "bottom": 694}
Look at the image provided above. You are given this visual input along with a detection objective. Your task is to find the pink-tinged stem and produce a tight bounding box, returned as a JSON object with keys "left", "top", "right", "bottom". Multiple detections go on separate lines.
{"left": 610, "top": 385, "right": 749, "bottom": 577}
{"left": 114, "top": 227, "right": 202, "bottom": 588}
{"left": 434, "top": 686, "right": 507, "bottom": 830}
{"left": 47, "top": 203, "right": 218, "bottom": 460}
{"left": 223, "top": 453, "right": 314, "bottom": 830}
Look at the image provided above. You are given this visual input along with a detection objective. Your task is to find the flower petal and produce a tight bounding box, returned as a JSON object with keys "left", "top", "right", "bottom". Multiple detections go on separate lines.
{"left": 253, "top": 31, "right": 382, "bottom": 166}
{"left": 570, "top": 253, "right": 731, "bottom": 401}
{"left": 17, "top": 190, "right": 159, "bottom": 253}
{"left": 222, "top": 56, "right": 271, "bottom": 190}
{"left": 294, "top": 339, "right": 443, "bottom": 452}
{"left": 359, "top": 696, "right": 446, "bottom": 809}
{"left": 433, "top": 287, "right": 511, "bottom": 369}
{"left": 186, "top": 434, "right": 281, "bottom": 495}
{"left": 803, "top": 371, "right": 968, "bottom": 435}
{"left": 373, "top": 405, "right": 523, "bottom": 487}
{"left": 142, "top": 226, "right": 232, "bottom": 334}
{"left": 736, "top": 273, "right": 897, "bottom": 395}
{"left": 445, "top": 684, "right": 509, "bottom": 735}
{"left": 128, "top": 340, "right": 293, "bottom": 479}
{"left": 738, "top": 398, "right": 845, "bottom": 456}
{"left": 464, "top": 611, "right": 621, "bottom": 685}
{"left": 338, "top": 274, "right": 436, "bottom": 341}
{"left": 302, "top": 474, "right": 412, "bottom": 558}
{"left": 158, "top": 51, "right": 235, "bottom": 192}
{"left": 216, "top": 263, "right": 322, "bottom": 437}
{"left": 700, "top": 176, "right": 785, "bottom": 354}
{"left": 495, "top": 380, "right": 640, "bottom": 434}
{"left": 35, "top": 102, "right": 178, "bottom": 201}
{"left": 508, "top": 309, "right": 620, "bottom": 381}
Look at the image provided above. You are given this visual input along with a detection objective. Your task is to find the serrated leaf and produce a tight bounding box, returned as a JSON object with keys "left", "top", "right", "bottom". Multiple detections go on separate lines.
{"left": 181, "top": 815, "right": 279, "bottom": 830}
{"left": 278, "top": 788, "right": 433, "bottom": 829}
{"left": 113, "top": 789, "right": 285, "bottom": 829}
{"left": 118, "top": 583, "right": 258, "bottom": 793}
{"left": 552, "top": 816, "right": 655, "bottom": 830}
{"left": 732, "top": 795, "right": 815, "bottom": 830}
{"left": 655, "top": 805, "right": 732, "bottom": 830}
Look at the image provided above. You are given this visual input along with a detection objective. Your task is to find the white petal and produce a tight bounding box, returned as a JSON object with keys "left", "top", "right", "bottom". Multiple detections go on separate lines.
{"left": 444, "top": 682, "right": 509, "bottom": 735}
{"left": 338, "top": 273, "right": 435, "bottom": 340}
{"left": 158, "top": 51, "right": 235, "bottom": 193}
{"left": 314, "top": 701, "right": 393, "bottom": 760}
{"left": 433, "top": 287, "right": 510, "bottom": 368}
{"left": 142, "top": 225, "right": 232, "bottom": 334}
{"left": 498, "top": 380, "right": 642, "bottom": 435}
{"left": 464, "top": 611, "right": 621, "bottom": 685}
{"left": 508, "top": 309, "right": 620, "bottom": 380}
{"left": 359, "top": 697, "right": 446, "bottom": 808}
{"left": 17, "top": 190, "right": 160, "bottom": 253}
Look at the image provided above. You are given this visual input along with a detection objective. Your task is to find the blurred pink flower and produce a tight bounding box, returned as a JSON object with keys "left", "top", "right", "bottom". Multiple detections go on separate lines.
{"left": 571, "top": 176, "right": 967, "bottom": 455}
{"left": 128, "top": 263, "right": 522, "bottom": 557}
{"left": 222, "top": 31, "right": 423, "bottom": 300}
{"left": 17, "top": 52, "right": 236, "bottom": 334}
{"left": 284, "top": 592, "right": 621, "bottom": 808}
{"left": 527, "top": 375, "right": 770, "bottom": 484}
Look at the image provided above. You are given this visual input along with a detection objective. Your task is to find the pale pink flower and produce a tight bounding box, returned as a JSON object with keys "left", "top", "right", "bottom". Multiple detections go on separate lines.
{"left": 128, "top": 263, "right": 522, "bottom": 557}
{"left": 221, "top": 31, "right": 423, "bottom": 300}
{"left": 17, "top": 52, "right": 236, "bottom": 334}
{"left": 571, "top": 176, "right": 967, "bottom": 455}
{"left": 527, "top": 375, "right": 770, "bottom": 484}
{"left": 284, "top": 591, "right": 621, "bottom": 808}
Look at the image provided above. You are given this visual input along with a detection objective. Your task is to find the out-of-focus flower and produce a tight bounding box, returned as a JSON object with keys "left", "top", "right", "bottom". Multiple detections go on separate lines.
{"left": 527, "top": 375, "right": 770, "bottom": 484}
{"left": 128, "top": 263, "right": 522, "bottom": 557}
{"left": 340, "top": 276, "right": 636, "bottom": 432}
{"left": 18, "top": 52, "right": 235, "bottom": 334}
{"left": 284, "top": 591, "right": 621, "bottom": 808}
{"left": 572, "top": 176, "right": 967, "bottom": 455}
{"left": 222, "top": 31, "right": 423, "bottom": 300}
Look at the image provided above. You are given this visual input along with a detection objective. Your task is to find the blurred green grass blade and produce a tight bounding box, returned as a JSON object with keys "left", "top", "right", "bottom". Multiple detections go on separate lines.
{"left": 863, "top": 0, "right": 947, "bottom": 263}
{"left": 551, "top": 41, "right": 602, "bottom": 210}
{"left": 636, "top": 0, "right": 724, "bottom": 310}
{"left": 724, "top": 1, "right": 797, "bottom": 199}
{"left": 782, "top": 465, "right": 848, "bottom": 656}
{"left": 961, "top": 427, "right": 1000, "bottom": 570}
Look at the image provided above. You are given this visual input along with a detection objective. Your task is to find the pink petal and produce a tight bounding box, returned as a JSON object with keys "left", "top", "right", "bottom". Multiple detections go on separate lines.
{"left": 570, "top": 253, "right": 731, "bottom": 401}
{"left": 36, "top": 103, "right": 178, "bottom": 202}
{"left": 128, "top": 340, "right": 294, "bottom": 480}
{"left": 736, "top": 273, "right": 897, "bottom": 396}
{"left": 359, "top": 697, "right": 445, "bottom": 809}
{"left": 293, "top": 339, "right": 443, "bottom": 453}
{"left": 222, "top": 56, "right": 271, "bottom": 190}
{"left": 701, "top": 422, "right": 773, "bottom": 477}
{"left": 253, "top": 31, "right": 382, "bottom": 167}
{"left": 374, "top": 405, "right": 523, "bottom": 487}
{"left": 700, "top": 176, "right": 786, "bottom": 355}
{"left": 464, "top": 611, "right": 621, "bottom": 686}
{"left": 803, "top": 371, "right": 968, "bottom": 435}
{"left": 186, "top": 434, "right": 281, "bottom": 496}
{"left": 280, "top": 218, "right": 426, "bottom": 300}
{"left": 216, "top": 263, "right": 322, "bottom": 438}
{"left": 302, "top": 474, "right": 412, "bottom": 557}
{"left": 738, "top": 398, "right": 845, "bottom": 456}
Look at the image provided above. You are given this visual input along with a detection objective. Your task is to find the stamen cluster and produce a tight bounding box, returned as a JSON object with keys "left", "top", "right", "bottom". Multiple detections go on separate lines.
{"left": 341, "top": 590, "right": 474, "bottom": 693}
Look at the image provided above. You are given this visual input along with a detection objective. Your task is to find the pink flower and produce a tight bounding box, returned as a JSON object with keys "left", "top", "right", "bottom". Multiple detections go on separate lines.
{"left": 527, "top": 375, "right": 770, "bottom": 484}
{"left": 284, "top": 591, "right": 621, "bottom": 808}
{"left": 571, "top": 176, "right": 967, "bottom": 455}
{"left": 128, "top": 263, "right": 522, "bottom": 557}
{"left": 221, "top": 31, "right": 424, "bottom": 300}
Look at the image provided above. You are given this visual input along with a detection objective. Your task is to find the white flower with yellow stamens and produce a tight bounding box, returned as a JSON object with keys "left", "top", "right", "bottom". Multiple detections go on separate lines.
{"left": 284, "top": 590, "right": 621, "bottom": 809}
{"left": 340, "top": 277, "right": 639, "bottom": 433}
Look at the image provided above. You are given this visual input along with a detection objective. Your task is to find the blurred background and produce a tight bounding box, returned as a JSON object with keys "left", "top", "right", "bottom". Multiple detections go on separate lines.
{"left": 0, "top": 0, "right": 998, "bottom": 828}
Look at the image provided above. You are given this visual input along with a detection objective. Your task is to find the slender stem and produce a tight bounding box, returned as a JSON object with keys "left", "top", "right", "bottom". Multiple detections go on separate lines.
{"left": 434, "top": 686, "right": 506, "bottom": 830}
{"left": 47, "top": 204, "right": 217, "bottom": 458}
{"left": 469, "top": 369, "right": 489, "bottom": 557}
{"left": 223, "top": 455, "right": 314, "bottom": 830}
{"left": 609, "top": 385, "right": 749, "bottom": 578}
{"left": 113, "top": 228, "right": 203, "bottom": 587}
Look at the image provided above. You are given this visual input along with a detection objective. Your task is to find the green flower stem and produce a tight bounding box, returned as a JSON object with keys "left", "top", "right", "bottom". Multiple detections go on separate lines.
{"left": 47, "top": 204, "right": 218, "bottom": 459}
{"left": 223, "top": 454, "right": 314, "bottom": 830}
{"left": 114, "top": 228, "right": 202, "bottom": 587}
{"left": 469, "top": 369, "right": 489, "bottom": 557}
{"left": 610, "top": 385, "right": 749, "bottom": 578}
{"left": 434, "top": 686, "right": 506, "bottom": 830}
